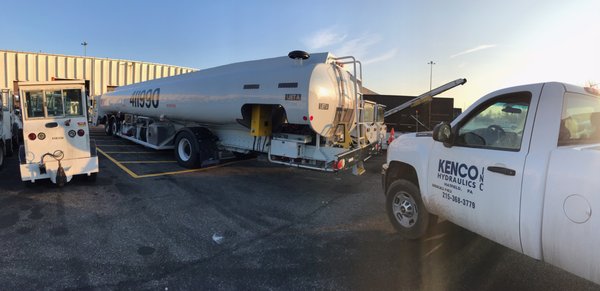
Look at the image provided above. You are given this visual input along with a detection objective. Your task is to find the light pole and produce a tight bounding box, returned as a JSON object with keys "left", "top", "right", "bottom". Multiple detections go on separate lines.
{"left": 427, "top": 61, "right": 435, "bottom": 90}
{"left": 81, "top": 41, "right": 88, "bottom": 56}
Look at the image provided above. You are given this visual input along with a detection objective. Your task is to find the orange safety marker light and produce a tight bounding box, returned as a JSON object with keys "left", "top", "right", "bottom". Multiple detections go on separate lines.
{"left": 388, "top": 128, "right": 395, "bottom": 144}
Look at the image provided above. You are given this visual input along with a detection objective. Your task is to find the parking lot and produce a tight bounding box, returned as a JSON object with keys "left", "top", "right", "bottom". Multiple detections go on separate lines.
{"left": 0, "top": 127, "right": 597, "bottom": 290}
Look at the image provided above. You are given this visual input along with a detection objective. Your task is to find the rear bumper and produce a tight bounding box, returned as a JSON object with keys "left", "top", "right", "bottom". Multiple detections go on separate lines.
{"left": 20, "top": 156, "right": 99, "bottom": 183}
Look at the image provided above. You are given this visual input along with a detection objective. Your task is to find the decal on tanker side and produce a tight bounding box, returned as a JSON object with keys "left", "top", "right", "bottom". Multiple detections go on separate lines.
{"left": 285, "top": 94, "right": 301, "bottom": 101}
{"left": 130, "top": 88, "right": 160, "bottom": 108}
{"left": 431, "top": 159, "right": 486, "bottom": 210}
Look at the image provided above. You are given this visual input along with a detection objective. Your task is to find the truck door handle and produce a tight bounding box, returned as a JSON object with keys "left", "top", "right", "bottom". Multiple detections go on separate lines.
{"left": 45, "top": 122, "right": 58, "bottom": 128}
{"left": 487, "top": 166, "right": 516, "bottom": 176}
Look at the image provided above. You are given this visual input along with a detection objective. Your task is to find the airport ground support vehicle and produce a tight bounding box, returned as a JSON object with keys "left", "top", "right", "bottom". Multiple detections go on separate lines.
{"left": 0, "top": 97, "right": 5, "bottom": 169}
{"left": 94, "top": 51, "right": 386, "bottom": 174}
{"left": 382, "top": 82, "right": 600, "bottom": 284}
{"left": 18, "top": 80, "right": 98, "bottom": 186}
{"left": 0, "top": 89, "right": 21, "bottom": 169}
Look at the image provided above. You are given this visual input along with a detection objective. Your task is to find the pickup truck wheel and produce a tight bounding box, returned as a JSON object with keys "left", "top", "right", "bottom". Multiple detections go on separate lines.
{"left": 175, "top": 131, "right": 201, "bottom": 168}
{"left": 386, "top": 179, "right": 432, "bottom": 239}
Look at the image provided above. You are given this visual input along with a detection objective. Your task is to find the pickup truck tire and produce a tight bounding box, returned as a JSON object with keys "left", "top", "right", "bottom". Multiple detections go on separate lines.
{"left": 386, "top": 179, "right": 433, "bottom": 239}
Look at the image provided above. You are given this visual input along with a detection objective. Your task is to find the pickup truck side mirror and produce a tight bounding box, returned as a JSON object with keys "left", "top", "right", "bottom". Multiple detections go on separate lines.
{"left": 432, "top": 122, "right": 454, "bottom": 147}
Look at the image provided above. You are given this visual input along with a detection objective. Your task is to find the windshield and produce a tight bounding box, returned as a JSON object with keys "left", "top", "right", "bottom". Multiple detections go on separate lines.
{"left": 24, "top": 88, "right": 84, "bottom": 119}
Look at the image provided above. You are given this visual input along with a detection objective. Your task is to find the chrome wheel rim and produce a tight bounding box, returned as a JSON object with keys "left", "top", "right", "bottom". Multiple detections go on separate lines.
{"left": 391, "top": 191, "right": 418, "bottom": 228}
{"left": 111, "top": 121, "right": 118, "bottom": 135}
{"left": 178, "top": 138, "right": 192, "bottom": 162}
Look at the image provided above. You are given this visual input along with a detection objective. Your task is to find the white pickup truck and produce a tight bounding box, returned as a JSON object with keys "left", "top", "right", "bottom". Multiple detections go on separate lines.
{"left": 382, "top": 82, "right": 600, "bottom": 284}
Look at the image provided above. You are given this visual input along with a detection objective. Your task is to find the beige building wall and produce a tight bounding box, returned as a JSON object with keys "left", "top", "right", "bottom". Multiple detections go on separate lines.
{"left": 0, "top": 50, "right": 196, "bottom": 97}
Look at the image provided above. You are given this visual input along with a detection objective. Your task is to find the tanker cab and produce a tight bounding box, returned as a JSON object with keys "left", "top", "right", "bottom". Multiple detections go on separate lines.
{"left": 19, "top": 81, "right": 98, "bottom": 185}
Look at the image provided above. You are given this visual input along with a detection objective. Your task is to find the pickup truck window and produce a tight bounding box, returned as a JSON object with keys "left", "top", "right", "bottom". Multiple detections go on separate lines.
{"left": 558, "top": 92, "right": 600, "bottom": 146}
{"left": 456, "top": 92, "right": 531, "bottom": 151}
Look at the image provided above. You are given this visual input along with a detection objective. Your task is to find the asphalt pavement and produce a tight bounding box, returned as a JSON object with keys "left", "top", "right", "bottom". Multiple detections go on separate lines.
{"left": 0, "top": 129, "right": 597, "bottom": 290}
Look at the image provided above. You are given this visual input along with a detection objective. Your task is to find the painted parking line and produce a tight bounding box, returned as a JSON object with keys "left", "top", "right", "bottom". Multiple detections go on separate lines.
{"left": 95, "top": 144, "right": 141, "bottom": 147}
{"left": 96, "top": 147, "right": 140, "bottom": 178}
{"left": 96, "top": 147, "right": 251, "bottom": 179}
{"left": 102, "top": 151, "right": 158, "bottom": 154}
{"left": 119, "top": 160, "right": 177, "bottom": 164}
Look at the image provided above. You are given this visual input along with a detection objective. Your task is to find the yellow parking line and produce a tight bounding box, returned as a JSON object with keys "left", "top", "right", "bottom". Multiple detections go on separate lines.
{"left": 96, "top": 144, "right": 140, "bottom": 147}
{"left": 120, "top": 160, "right": 177, "bottom": 164}
{"left": 102, "top": 151, "right": 158, "bottom": 154}
{"left": 97, "top": 147, "right": 254, "bottom": 179}
{"left": 96, "top": 147, "right": 140, "bottom": 178}
{"left": 135, "top": 159, "right": 252, "bottom": 178}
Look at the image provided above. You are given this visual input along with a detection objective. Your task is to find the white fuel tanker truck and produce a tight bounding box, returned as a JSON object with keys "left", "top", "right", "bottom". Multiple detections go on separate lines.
{"left": 93, "top": 51, "right": 386, "bottom": 174}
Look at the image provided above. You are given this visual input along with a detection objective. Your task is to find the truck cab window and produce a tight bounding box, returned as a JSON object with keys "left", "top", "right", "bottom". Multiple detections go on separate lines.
{"left": 46, "top": 90, "right": 64, "bottom": 117}
{"left": 25, "top": 90, "right": 45, "bottom": 118}
{"left": 377, "top": 106, "right": 385, "bottom": 123}
{"left": 64, "top": 89, "right": 83, "bottom": 116}
{"left": 362, "top": 102, "right": 375, "bottom": 123}
{"left": 558, "top": 92, "right": 600, "bottom": 146}
{"left": 455, "top": 92, "right": 531, "bottom": 151}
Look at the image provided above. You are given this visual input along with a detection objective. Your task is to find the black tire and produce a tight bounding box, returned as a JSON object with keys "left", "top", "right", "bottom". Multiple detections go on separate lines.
{"left": 174, "top": 130, "right": 201, "bottom": 168}
{"left": 232, "top": 151, "right": 255, "bottom": 159}
{"left": 0, "top": 143, "right": 4, "bottom": 170}
{"left": 5, "top": 139, "right": 13, "bottom": 157}
{"left": 85, "top": 172, "right": 97, "bottom": 182}
{"left": 386, "top": 179, "right": 433, "bottom": 239}
{"left": 110, "top": 118, "right": 118, "bottom": 136}
{"left": 104, "top": 117, "right": 113, "bottom": 136}
{"left": 12, "top": 124, "right": 20, "bottom": 148}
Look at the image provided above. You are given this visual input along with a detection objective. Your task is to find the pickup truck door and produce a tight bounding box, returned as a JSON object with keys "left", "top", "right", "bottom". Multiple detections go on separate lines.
{"left": 541, "top": 91, "right": 600, "bottom": 284}
{"left": 427, "top": 90, "right": 538, "bottom": 253}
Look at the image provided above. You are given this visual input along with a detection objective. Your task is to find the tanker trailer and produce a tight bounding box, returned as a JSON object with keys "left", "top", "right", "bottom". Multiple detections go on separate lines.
{"left": 93, "top": 51, "right": 380, "bottom": 174}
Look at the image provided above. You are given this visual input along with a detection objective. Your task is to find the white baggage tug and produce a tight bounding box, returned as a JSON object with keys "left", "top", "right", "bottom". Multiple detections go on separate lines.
{"left": 94, "top": 51, "right": 385, "bottom": 174}
{"left": 18, "top": 80, "right": 98, "bottom": 185}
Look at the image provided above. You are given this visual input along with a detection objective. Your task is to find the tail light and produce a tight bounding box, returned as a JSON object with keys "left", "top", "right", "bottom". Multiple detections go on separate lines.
{"left": 336, "top": 159, "right": 346, "bottom": 170}
{"left": 77, "top": 129, "right": 85, "bottom": 136}
{"left": 28, "top": 133, "right": 37, "bottom": 140}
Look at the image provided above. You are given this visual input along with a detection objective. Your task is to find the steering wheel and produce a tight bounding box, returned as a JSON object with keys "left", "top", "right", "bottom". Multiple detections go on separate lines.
{"left": 488, "top": 125, "right": 505, "bottom": 134}
{"left": 487, "top": 125, "right": 505, "bottom": 143}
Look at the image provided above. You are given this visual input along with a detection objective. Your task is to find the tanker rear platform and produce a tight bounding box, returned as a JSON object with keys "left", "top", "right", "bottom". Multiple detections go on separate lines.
{"left": 0, "top": 127, "right": 595, "bottom": 290}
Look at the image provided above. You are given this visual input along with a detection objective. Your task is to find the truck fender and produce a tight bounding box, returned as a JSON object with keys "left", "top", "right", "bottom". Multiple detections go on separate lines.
{"left": 384, "top": 161, "right": 419, "bottom": 194}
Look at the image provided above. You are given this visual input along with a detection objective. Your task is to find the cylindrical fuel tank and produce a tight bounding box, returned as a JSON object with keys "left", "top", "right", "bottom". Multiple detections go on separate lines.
{"left": 98, "top": 52, "right": 357, "bottom": 137}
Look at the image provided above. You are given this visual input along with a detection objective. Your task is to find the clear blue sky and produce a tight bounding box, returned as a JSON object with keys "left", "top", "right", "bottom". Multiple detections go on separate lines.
{"left": 2, "top": 0, "right": 599, "bottom": 108}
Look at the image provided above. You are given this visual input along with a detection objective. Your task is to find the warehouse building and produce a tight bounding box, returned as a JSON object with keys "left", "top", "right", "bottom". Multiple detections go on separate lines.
{"left": 0, "top": 49, "right": 196, "bottom": 99}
